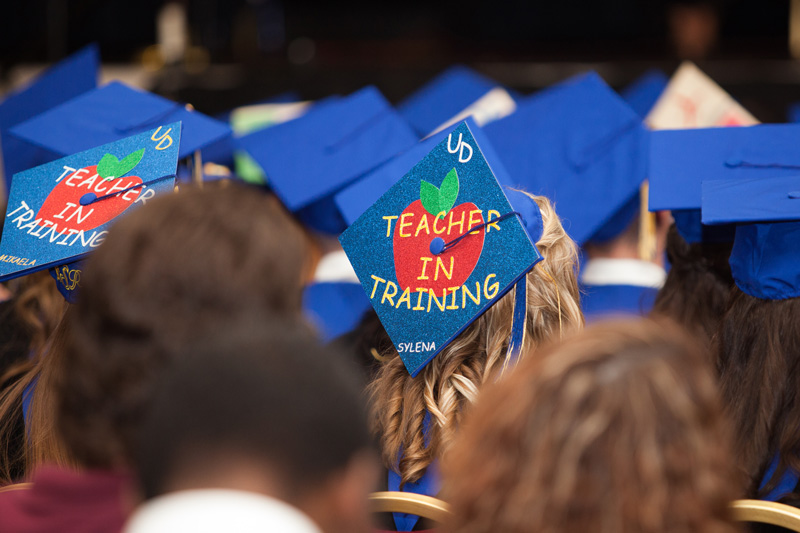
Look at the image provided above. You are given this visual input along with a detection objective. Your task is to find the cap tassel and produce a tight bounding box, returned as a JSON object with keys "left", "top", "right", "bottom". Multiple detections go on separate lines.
{"left": 638, "top": 181, "right": 657, "bottom": 262}
{"left": 502, "top": 277, "right": 528, "bottom": 376}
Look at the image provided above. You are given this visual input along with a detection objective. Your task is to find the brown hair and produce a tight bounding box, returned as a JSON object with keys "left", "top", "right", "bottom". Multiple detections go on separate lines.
{"left": 443, "top": 318, "right": 740, "bottom": 533}
{"left": 53, "top": 184, "right": 310, "bottom": 470}
{"left": 716, "top": 286, "right": 800, "bottom": 498}
{"left": 368, "top": 193, "right": 584, "bottom": 487}
{"left": 0, "top": 307, "right": 75, "bottom": 483}
{"left": 651, "top": 224, "right": 733, "bottom": 345}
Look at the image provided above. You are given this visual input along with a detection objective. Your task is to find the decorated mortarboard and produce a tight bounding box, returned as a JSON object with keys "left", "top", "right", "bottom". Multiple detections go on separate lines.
{"left": 398, "top": 66, "right": 504, "bottom": 137}
{"left": 0, "top": 44, "right": 99, "bottom": 192}
{"left": 8, "top": 82, "right": 229, "bottom": 162}
{"left": 339, "top": 121, "right": 543, "bottom": 376}
{"left": 238, "top": 86, "right": 417, "bottom": 234}
{"left": 646, "top": 62, "right": 758, "bottom": 130}
{"left": 621, "top": 69, "right": 669, "bottom": 119}
{"left": 701, "top": 175, "right": 800, "bottom": 300}
{"left": 0, "top": 122, "right": 181, "bottom": 281}
{"left": 483, "top": 71, "right": 648, "bottom": 245}
{"left": 335, "top": 117, "right": 513, "bottom": 226}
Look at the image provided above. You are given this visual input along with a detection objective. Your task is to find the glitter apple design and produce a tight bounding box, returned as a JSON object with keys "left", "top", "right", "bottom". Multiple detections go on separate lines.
{"left": 393, "top": 168, "right": 485, "bottom": 293}
{"left": 35, "top": 148, "right": 145, "bottom": 234}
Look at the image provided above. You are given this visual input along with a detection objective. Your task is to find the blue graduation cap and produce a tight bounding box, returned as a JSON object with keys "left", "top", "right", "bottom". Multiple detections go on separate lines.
{"left": 303, "top": 282, "right": 372, "bottom": 341}
{"left": 0, "top": 44, "right": 99, "bottom": 191}
{"left": 398, "top": 66, "right": 500, "bottom": 136}
{"left": 238, "top": 86, "right": 417, "bottom": 234}
{"left": 8, "top": 82, "right": 230, "bottom": 163}
{"left": 335, "top": 117, "right": 510, "bottom": 226}
{"left": 0, "top": 122, "right": 181, "bottom": 281}
{"left": 788, "top": 103, "right": 800, "bottom": 124}
{"left": 644, "top": 125, "right": 779, "bottom": 243}
{"left": 339, "top": 121, "right": 543, "bottom": 376}
{"left": 621, "top": 69, "right": 669, "bottom": 119}
{"left": 483, "top": 71, "right": 648, "bottom": 246}
{"left": 50, "top": 259, "right": 84, "bottom": 303}
{"left": 702, "top": 175, "right": 800, "bottom": 300}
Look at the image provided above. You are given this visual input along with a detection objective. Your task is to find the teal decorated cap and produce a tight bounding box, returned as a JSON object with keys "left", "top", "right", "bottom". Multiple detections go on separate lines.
{"left": 339, "top": 121, "right": 543, "bottom": 376}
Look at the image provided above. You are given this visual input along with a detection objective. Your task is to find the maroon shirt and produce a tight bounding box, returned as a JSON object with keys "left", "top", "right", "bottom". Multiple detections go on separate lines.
{"left": 0, "top": 466, "right": 131, "bottom": 533}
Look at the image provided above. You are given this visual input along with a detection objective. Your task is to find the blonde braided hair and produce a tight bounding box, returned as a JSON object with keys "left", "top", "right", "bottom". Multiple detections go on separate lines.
{"left": 368, "top": 192, "right": 584, "bottom": 486}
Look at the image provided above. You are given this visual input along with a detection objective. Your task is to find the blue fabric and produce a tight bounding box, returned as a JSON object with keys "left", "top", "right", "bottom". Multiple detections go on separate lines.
{"left": 9, "top": 82, "right": 231, "bottom": 161}
{"left": 238, "top": 86, "right": 417, "bottom": 234}
{"left": 302, "top": 282, "right": 372, "bottom": 341}
{"left": 672, "top": 209, "right": 734, "bottom": 245}
{"left": 729, "top": 221, "right": 800, "bottom": 301}
{"left": 1, "top": 44, "right": 99, "bottom": 191}
{"left": 21, "top": 376, "right": 37, "bottom": 428}
{"left": 483, "top": 72, "right": 647, "bottom": 246}
{"left": 388, "top": 412, "right": 440, "bottom": 531}
{"left": 759, "top": 455, "right": 800, "bottom": 501}
{"left": 649, "top": 124, "right": 800, "bottom": 212}
{"left": 620, "top": 70, "right": 668, "bottom": 119}
{"left": 580, "top": 283, "right": 658, "bottom": 320}
{"left": 398, "top": 66, "right": 498, "bottom": 136}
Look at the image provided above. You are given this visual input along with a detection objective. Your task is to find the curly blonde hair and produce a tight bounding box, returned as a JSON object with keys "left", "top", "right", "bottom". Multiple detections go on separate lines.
{"left": 368, "top": 193, "right": 583, "bottom": 487}
{"left": 443, "top": 318, "right": 740, "bottom": 533}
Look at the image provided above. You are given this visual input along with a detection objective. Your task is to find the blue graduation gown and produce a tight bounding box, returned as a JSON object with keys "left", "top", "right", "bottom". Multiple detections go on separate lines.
{"left": 580, "top": 283, "right": 658, "bottom": 321}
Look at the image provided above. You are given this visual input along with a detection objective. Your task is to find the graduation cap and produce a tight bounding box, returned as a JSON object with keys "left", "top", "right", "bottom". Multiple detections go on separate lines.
{"left": 50, "top": 259, "right": 84, "bottom": 303}
{"left": 646, "top": 62, "right": 758, "bottom": 130}
{"left": 335, "top": 117, "right": 515, "bottom": 226}
{"left": 339, "top": 121, "right": 543, "bottom": 376}
{"left": 303, "top": 282, "right": 372, "bottom": 341}
{"left": 482, "top": 71, "right": 648, "bottom": 246}
{"left": 0, "top": 44, "right": 99, "bottom": 192}
{"left": 398, "top": 66, "right": 505, "bottom": 137}
{"left": 0, "top": 122, "right": 181, "bottom": 282}
{"left": 8, "top": 82, "right": 230, "bottom": 163}
{"left": 238, "top": 86, "right": 417, "bottom": 234}
{"left": 621, "top": 69, "right": 668, "bottom": 119}
{"left": 701, "top": 175, "right": 800, "bottom": 300}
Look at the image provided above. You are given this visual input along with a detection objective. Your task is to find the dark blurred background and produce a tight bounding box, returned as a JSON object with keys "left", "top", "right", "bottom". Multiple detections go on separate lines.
{"left": 1, "top": 0, "right": 798, "bottom": 121}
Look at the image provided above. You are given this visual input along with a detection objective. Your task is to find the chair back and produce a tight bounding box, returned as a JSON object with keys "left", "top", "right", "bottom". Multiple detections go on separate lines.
{"left": 369, "top": 491, "right": 451, "bottom": 524}
{"left": 731, "top": 499, "right": 800, "bottom": 531}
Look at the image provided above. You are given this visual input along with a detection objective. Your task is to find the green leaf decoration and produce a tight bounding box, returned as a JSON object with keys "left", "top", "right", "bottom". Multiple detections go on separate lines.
{"left": 97, "top": 148, "right": 145, "bottom": 180}
{"left": 439, "top": 168, "right": 459, "bottom": 215}
{"left": 419, "top": 167, "right": 461, "bottom": 218}
{"left": 420, "top": 180, "right": 441, "bottom": 217}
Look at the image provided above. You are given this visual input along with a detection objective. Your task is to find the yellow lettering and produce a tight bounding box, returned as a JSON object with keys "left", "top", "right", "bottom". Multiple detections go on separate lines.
{"left": 383, "top": 216, "right": 399, "bottom": 237}
{"left": 417, "top": 257, "right": 433, "bottom": 280}
{"left": 462, "top": 282, "right": 481, "bottom": 307}
{"left": 396, "top": 287, "right": 412, "bottom": 309}
{"left": 467, "top": 209, "right": 484, "bottom": 234}
{"left": 381, "top": 280, "right": 398, "bottom": 306}
{"left": 434, "top": 256, "right": 454, "bottom": 281}
{"left": 369, "top": 275, "right": 386, "bottom": 299}
{"left": 398, "top": 213, "right": 414, "bottom": 237}
{"left": 427, "top": 288, "right": 447, "bottom": 312}
{"left": 151, "top": 126, "right": 173, "bottom": 150}
{"left": 484, "top": 273, "right": 499, "bottom": 299}
{"left": 414, "top": 215, "right": 430, "bottom": 237}
{"left": 446, "top": 287, "right": 460, "bottom": 310}
{"left": 487, "top": 210, "right": 501, "bottom": 232}
{"left": 413, "top": 289, "right": 426, "bottom": 311}
{"left": 447, "top": 209, "right": 465, "bottom": 235}
{"left": 433, "top": 212, "right": 447, "bottom": 234}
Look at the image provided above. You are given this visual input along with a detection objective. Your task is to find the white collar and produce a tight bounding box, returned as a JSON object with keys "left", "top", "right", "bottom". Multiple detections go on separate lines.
{"left": 124, "top": 489, "right": 322, "bottom": 533}
{"left": 313, "top": 250, "right": 359, "bottom": 283}
{"left": 580, "top": 258, "right": 667, "bottom": 289}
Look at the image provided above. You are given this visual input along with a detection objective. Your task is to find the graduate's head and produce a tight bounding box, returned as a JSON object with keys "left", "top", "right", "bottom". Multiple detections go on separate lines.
{"left": 56, "top": 184, "right": 311, "bottom": 469}
{"left": 442, "top": 318, "right": 738, "bottom": 533}
{"left": 701, "top": 175, "right": 800, "bottom": 497}
{"left": 651, "top": 222, "right": 733, "bottom": 345}
{"left": 369, "top": 192, "right": 583, "bottom": 488}
{"left": 134, "top": 318, "right": 377, "bottom": 533}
